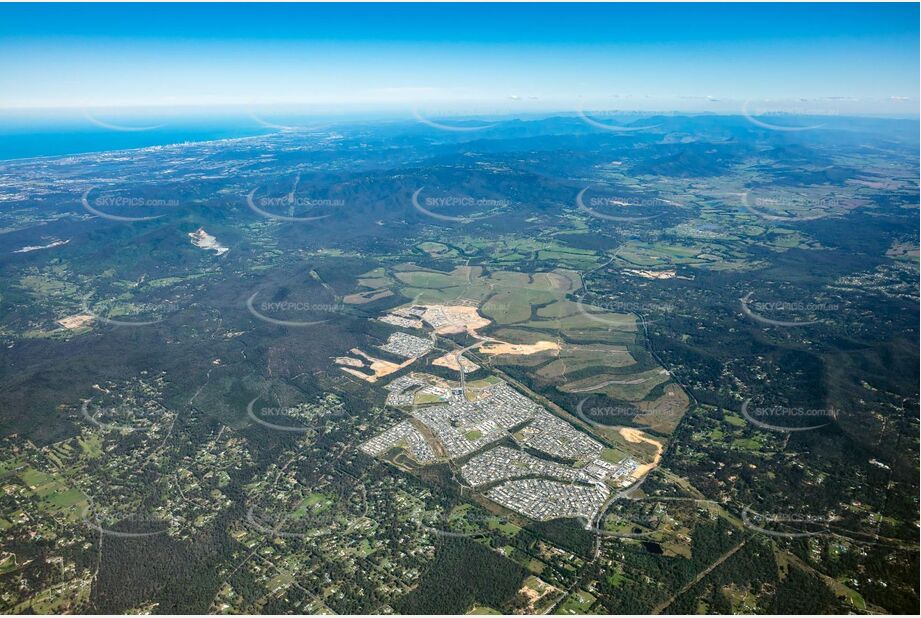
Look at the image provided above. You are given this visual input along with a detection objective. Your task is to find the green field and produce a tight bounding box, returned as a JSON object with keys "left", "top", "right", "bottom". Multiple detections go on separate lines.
{"left": 555, "top": 589, "right": 596, "bottom": 614}
{"left": 291, "top": 492, "right": 334, "bottom": 519}
{"left": 486, "top": 516, "right": 522, "bottom": 536}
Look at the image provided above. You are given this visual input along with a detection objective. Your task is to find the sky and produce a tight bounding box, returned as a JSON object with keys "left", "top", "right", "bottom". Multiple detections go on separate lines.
{"left": 0, "top": 2, "right": 918, "bottom": 117}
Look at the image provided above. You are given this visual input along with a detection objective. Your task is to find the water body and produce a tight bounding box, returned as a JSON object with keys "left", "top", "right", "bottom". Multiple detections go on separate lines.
{"left": 0, "top": 107, "right": 404, "bottom": 161}
{"left": 0, "top": 121, "right": 273, "bottom": 161}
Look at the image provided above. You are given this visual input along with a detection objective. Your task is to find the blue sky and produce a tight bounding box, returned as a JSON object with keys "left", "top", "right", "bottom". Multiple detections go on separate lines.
{"left": 0, "top": 3, "right": 917, "bottom": 116}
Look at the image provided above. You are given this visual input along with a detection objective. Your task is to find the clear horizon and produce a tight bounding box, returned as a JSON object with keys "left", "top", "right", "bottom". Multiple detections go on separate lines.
{"left": 0, "top": 3, "right": 918, "bottom": 116}
{"left": 1, "top": 104, "right": 919, "bottom": 122}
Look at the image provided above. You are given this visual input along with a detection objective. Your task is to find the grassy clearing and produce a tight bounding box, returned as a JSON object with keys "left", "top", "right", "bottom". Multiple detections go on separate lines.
{"left": 467, "top": 606, "right": 502, "bottom": 614}
{"left": 555, "top": 589, "right": 596, "bottom": 614}
{"left": 535, "top": 345, "right": 635, "bottom": 380}
{"left": 486, "top": 517, "right": 522, "bottom": 536}
{"left": 395, "top": 270, "right": 467, "bottom": 290}
{"left": 0, "top": 552, "right": 16, "bottom": 575}
{"left": 10, "top": 576, "right": 92, "bottom": 614}
{"left": 291, "top": 492, "right": 334, "bottom": 519}
{"left": 560, "top": 367, "right": 670, "bottom": 401}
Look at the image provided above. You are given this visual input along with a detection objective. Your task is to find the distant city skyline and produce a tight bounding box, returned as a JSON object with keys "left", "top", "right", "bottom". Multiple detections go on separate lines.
{"left": 0, "top": 3, "right": 918, "bottom": 117}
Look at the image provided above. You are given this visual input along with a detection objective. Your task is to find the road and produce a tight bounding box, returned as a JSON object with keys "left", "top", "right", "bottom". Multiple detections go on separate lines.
{"left": 651, "top": 539, "right": 748, "bottom": 614}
